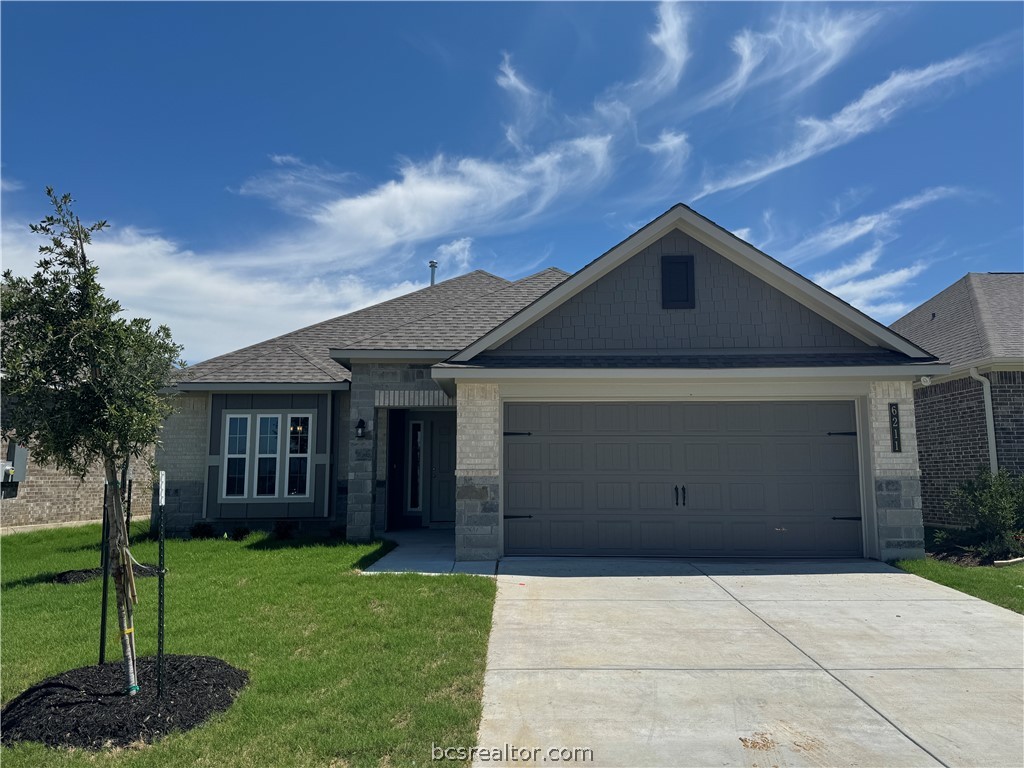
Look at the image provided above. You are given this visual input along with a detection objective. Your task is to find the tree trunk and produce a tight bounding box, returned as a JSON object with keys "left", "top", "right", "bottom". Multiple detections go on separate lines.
{"left": 104, "top": 458, "right": 139, "bottom": 695}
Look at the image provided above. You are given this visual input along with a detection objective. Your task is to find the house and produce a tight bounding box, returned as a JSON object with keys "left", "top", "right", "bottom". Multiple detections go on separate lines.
{"left": 890, "top": 273, "right": 1024, "bottom": 526}
{"left": 159, "top": 204, "right": 949, "bottom": 561}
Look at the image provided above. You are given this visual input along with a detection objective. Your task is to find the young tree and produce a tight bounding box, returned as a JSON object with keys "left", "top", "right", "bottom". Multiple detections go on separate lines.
{"left": 2, "top": 188, "right": 184, "bottom": 694}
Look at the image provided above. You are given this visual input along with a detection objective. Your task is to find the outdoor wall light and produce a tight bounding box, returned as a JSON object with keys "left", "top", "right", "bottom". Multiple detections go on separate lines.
{"left": 355, "top": 419, "right": 366, "bottom": 439}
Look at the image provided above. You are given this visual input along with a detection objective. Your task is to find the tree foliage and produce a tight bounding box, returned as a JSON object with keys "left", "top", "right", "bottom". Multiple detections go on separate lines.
{"left": 1, "top": 188, "right": 184, "bottom": 476}
{"left": 2, "top": 187, "right": 185, "bottom": 694}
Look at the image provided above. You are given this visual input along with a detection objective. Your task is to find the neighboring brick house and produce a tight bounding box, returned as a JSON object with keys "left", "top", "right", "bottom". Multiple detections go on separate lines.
{"left": 0, "top": 440, "right": 154, "bottom": 534}
{"left": 891, "top": 273, "right": 1024, "bottom": 526}
{"left": 159, "top": 204, "right": 949, "bottom": 561}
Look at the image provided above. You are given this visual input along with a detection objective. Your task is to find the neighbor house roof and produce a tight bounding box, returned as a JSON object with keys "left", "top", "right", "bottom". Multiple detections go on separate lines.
{"left": 891, "top": 273, "right": 1024, "bottom": 371}
{"left": 180, "top": 268, "right": 569, "bottom": 387}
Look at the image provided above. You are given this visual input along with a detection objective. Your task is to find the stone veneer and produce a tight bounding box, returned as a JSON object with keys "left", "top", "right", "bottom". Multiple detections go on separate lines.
{"left": 454, "top": 383, "right": 501, "bottom": 560}
{"left": 346, "top": 363, "right": 452, "bottom": 541}
{"left": 868, "top": 380, "right": 925, "bottom": 561}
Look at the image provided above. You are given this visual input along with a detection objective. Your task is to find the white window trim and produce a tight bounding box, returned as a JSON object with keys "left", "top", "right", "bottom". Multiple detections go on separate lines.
{"left": 254, "top": 414, "right": 281, "bottom": 498}
{"left": 286, "top": 412, "right": 313, "bottom": 499}
{"left": 223, "top": 414, "right": 251, "bottom": 499}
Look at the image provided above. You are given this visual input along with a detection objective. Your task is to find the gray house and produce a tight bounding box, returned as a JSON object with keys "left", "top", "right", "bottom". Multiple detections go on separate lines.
{"left": 159, "top": 205, "right": 948, "bottom": 561}
{"left": 891, "top": 273, "right": 1024, "bottom": 526}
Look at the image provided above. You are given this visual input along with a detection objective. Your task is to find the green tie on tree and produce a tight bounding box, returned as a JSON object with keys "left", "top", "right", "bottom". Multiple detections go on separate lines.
{"left": 1, "top": 187, "right": 185, "bottom": 695}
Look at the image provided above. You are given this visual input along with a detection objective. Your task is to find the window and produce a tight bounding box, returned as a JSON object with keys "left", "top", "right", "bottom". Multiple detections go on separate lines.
{"left": 221, "top": 411, "right": 313, "bottom": 501}
{"left": 255, "top": 415, "right": 279, "bottom": 497}
{"left": 661, "top": 254, "right": 695, "bottom": 309}
{"left": 287, "top": 415, "right": 310, "bottom": 497}
{"left": 224, "top": 415, "right": 249, "bottom": 497}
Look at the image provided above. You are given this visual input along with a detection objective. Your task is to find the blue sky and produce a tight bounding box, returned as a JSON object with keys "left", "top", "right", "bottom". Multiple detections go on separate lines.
{"left": 2, "top": 2, "right": 1022, "bottom": 363}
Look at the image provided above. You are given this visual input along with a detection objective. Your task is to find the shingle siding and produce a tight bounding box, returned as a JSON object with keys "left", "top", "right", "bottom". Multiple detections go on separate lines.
{"left": 496, "top": 229, "right": 868, "bottom": 353}
{"left": 912, "top": 371, "right": 1024, "bottom": 527}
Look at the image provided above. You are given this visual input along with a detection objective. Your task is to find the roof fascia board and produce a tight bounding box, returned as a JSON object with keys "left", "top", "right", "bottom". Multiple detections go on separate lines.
{"left": 174, "top": 382, "right": 350, "bottom": 393}
{"left": 452, "top": 206, "right": 931, "bottom": 362}
{"left": 432, "top": 363, "right": 950, "bottom": 383}
{"left": 918, "top": 356, "right": 1024, "bottom": 386}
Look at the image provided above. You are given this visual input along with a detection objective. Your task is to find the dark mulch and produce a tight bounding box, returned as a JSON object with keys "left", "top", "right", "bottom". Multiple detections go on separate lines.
{"left": 928, "top": 550, "right": 988, "bottom": 567}
{"left": 51, "top": 563, "right": 161, "bottom": 585}
{"left": 1, "top": 655, "right": 248, "bottom": 750}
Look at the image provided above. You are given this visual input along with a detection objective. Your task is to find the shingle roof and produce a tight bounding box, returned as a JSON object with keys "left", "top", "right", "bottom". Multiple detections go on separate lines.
{"left": 891, "top": 273, "right": 1024, "bottom": 368}
{"left": 341, "top": 268, "right": 569, "bottom": 350}
{"left": 436, "top": 350, "right": 922, "bottom": 370}
{"left": 183, "top": 268, "right": 569, "bottom": 385}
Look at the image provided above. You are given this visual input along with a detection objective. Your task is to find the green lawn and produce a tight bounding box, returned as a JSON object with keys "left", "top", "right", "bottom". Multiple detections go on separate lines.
{"left": 1, "top": 524, "right": 496, "bottom": 767}
{"left": 897, "top": 558, "right": 1024, "bottom": 614}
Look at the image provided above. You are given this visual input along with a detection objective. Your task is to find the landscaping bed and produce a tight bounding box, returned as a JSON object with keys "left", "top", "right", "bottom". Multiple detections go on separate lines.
{"left": 51, "top": 562, "right": 160, "bottom": 585}
{"left": 1, "top": 655, "right": 247, "bottom": 749}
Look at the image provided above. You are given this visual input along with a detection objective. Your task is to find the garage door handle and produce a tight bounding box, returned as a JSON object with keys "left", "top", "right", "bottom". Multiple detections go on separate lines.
{"left": 827, "top": 431, "right": 857, "bottom": 436}
{"left": 681, "top": 485, "right": 686, "bottom": 506}
{"left": 503, "top": 431, "right": 532, "bottom": 436}
{"left": 674, "top": 485, "right": 679, "bottom": 506}
{"left": 505, "top": 515, "right": 533, "bottom": 520}
{"left": 831, "top": 516, "right": 862, "bottom": 521}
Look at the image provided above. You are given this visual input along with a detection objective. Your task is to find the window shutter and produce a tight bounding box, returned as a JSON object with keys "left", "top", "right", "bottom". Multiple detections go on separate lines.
{"left": 662, "top": 254, "right": 695, "bottom": 309}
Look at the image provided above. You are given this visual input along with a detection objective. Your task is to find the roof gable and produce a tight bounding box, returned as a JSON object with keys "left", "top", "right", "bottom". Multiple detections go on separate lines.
{"left": 452, "top": 205, "right": 933, "bottom": 362}
{"left": 891, "top": 272, "right": 1024, "bottom": 369}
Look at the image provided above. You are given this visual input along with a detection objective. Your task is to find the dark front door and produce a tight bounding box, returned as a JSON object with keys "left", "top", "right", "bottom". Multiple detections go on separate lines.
{"left": 407, "top": 410, "right": 456, "bottom": 527}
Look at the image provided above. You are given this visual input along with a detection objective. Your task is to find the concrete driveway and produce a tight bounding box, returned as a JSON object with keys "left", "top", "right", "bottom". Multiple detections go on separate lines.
{"left": 475, "top": 559, "right": 1023, "bottom": 768}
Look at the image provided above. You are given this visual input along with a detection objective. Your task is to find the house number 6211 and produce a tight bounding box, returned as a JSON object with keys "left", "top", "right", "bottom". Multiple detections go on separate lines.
{"left": 888, "top": 403, "right": 902, "bottom": 453}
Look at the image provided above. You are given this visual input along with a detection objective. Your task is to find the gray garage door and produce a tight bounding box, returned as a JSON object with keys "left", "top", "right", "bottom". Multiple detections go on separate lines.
{"left": 503, "top": 401, "right": 862, "bottom": 558}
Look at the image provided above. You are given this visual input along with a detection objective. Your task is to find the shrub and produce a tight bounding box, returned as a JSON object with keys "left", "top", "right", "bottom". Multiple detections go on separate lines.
{"left": 945, "top": 469, "right": 1024, "bottom": 539}
{"left": 230, "top": 526, "right": 252, "bottom": 541}
{"left": 189, "top": 521, "right": 216, "bottom": 539}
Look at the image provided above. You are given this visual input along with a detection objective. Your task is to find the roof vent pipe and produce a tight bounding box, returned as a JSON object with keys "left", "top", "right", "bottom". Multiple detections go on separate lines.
{"left": 969, "top": 367, "right": 998, "bottom": 473}
{"left": 429, "top": 260, "right": 438, "bottom": 286}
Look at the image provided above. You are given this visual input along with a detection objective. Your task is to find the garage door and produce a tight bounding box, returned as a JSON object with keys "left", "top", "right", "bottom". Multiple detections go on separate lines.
{"left": 503, "top": 401, "right": 862, "bottom": 557}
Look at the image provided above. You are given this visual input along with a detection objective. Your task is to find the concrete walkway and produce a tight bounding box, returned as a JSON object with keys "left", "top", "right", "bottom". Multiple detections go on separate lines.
{"left": 361, "top": 529, "right": 497, "bottom": 575}
{"left": 476, "top": 558, "right": 1024, "bottom": 768}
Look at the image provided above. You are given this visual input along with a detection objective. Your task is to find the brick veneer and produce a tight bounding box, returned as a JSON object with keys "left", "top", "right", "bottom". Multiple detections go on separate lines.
{"left": 1, "top": 441, "right": 154, "bottom": 532}
{"left": 154, "top": 392, "right": 209, "bottom": 533}
{"left": 913, "top": 370, "right": 1024, "bottom": 526}
{"left": 454, "top": 383, "right": 501, "bottom": 560}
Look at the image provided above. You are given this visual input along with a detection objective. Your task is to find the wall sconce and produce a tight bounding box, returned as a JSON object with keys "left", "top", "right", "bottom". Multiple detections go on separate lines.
{"left": 355, "top": 419, "right": 366, "bottom": 439}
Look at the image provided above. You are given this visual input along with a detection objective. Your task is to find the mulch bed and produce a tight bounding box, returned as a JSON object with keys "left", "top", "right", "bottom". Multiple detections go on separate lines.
{"left": 928, "top": 550, "right": 988, "bottom": 567}
{"left": 51, "top": 563, "right": 161, "bottom": 585}
{"left": 1, "top": 655, "right": 248, "bottom": 750}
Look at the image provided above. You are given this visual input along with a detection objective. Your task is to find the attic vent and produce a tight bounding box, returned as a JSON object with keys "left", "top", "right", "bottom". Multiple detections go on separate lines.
{"left": 662, "top": 254, "right": 695, "bottom": 309}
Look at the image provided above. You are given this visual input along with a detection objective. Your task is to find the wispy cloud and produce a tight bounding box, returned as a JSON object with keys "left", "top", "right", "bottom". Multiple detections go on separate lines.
{"left": 697, "top": 7, "right": 883, "bottom": 111}
{"left": 238, "top": 154, "right": 355, "bottom": 215}
{"left": 1, "top": 220, "right": 421, "bottom": 363}
{"left": 696, "top": 41, "right": 1002, "bottom": 199}
{"left": 814, "top": 242, "right": 926, "bottom": 320}
{"left": 642, "top": 129, "right": 691, "bottom": 174}
{"left": 434, "top": 237, "right": 474, "bottom": 275}
{"left": 1, "top": 176, "right": 23, "bottom": 193}
{"left": 496, "top": 52, "right": 552, "bottom": 153}
{"left": 784, "top": 186, "right": 962, "bottom": 263}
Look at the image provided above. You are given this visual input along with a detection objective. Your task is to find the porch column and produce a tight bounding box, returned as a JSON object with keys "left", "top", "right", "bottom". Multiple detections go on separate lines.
{"left": 346, "top": 365, "right": 377, "bottom": 541}
{"left": 868, "top": 380, "right": 925, "bottom": 561}
{"left": 455, "top": 383, "right": 501, "bottom": 561}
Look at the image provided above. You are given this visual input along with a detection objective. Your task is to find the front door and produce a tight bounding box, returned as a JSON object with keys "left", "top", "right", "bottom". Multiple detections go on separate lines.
{"left": 407, "top": 410, "right": 456, "bottom": 527}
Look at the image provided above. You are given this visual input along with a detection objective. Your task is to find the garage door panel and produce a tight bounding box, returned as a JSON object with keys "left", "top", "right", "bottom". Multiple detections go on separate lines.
{"left": 503, "top": 401, "right": 862, "bottom": 558}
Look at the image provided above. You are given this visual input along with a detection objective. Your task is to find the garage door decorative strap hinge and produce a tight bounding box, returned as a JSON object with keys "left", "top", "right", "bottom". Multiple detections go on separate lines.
{"left": 503, "top": 431, "right": 532, "bottom": 436}
{"left": 505, "top": 515, "right": 534, "bottom": 519}
{"left": 831, "top": 516, "right": 863, "bottom": 521}
{"left": 826, "top": 431, "right": 857, "bottom": 436}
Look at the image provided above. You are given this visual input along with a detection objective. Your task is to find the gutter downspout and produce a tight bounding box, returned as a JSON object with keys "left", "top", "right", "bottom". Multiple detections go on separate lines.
{"left": 969, "top": 367, "right": 998, "bottom": 473}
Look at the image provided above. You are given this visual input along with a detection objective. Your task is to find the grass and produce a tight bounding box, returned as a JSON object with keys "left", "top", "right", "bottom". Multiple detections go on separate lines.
{"left": 897, "top": 558, "right": 1024, "bottom": 615}
{"left": 1, "top": 523, "right": 496, "bottom": 767}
